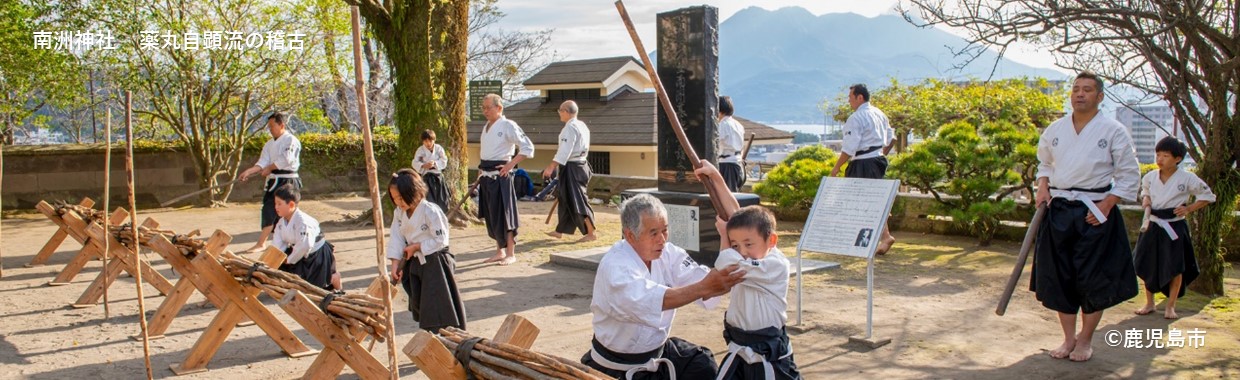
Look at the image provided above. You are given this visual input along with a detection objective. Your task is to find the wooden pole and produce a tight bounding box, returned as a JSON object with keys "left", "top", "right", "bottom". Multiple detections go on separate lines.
{"left": 125, "top": 91, "right": 155, "bottom": 378}
{"left": 102, "top": 108, "right": 112, "bottom": 318}
{"left": 0, "top": 123, "right": 4, "bottom": 279}
{"left": 350, "top": 7, "right": 399, "bottom": 378}
{"left": 995, "top": 204, "right": 1046, "bottom": 316}
{"left": 614, "top": 0, "right": 737, "bottom": 221}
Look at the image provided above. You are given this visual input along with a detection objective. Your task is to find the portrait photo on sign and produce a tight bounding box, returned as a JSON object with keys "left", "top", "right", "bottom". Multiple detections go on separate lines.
{"left": 855, "top": 228, "right": 873, "bottom": 247}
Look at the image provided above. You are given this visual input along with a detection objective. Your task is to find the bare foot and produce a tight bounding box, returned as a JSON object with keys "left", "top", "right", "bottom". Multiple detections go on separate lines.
{"left": 241, "top": 244, "right": 267, "bottom": 254}
{"left": 875, "top": 236, "right": 896, "bottom": 255}
{"left": 499, "top": 256, "right": 517, "bottom": 265}
{"left": 1164, "top": 309, "right": 1179, "bottom": 319}
{"left": 1135, "top": 304, "right": 1156, "bottom": 315}
{"left": 577, "top": 233, "right": 597, "bottom": 243}
{"left": 1049, "top": 339, "right": 1075, "bottom": 359}
{"left": 1069, "top": 341, "right": 1093, "bottom": 362}
{"left": 483, "top": 253, "right": 506, "bottom": 263}
{"left": 545, "top": 231, "right": 563, "bottom": 239}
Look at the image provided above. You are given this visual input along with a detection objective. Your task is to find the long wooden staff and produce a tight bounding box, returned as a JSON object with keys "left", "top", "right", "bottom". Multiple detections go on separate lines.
{"left": 741, "top": 132, "right": 756, "bottom": 162}
{"left": 350, "top": 7, "right": 399, "bottom": 378}
{"left": 125, "top": 92, "right": 155, "bottom": 379}
{"left": 102, "top": 108, "right": 112, "bottom": 318}
{"left": 159, "top": 178, "right": 241, "bottom": 207}
{"left": 995, "top": 203, "right": 1046, "bottom": 316}
{"left": 615, "top": 0, "right": 737, "bottom": 221}
{"left": 0, "top": 119, "right": 4, "bottom": 278}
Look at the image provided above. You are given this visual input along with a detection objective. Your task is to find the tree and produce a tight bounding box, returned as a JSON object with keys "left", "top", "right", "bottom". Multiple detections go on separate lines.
{"left": 791, "top": 130, "right": 820, "bottom": 144}
{"left": 0, "top": 1, "right": 84, "bottom": 144}
{"left": 903, "top": 0, "right": 1239, "bottom": 295}
{"left": 753, "top": 146, "right": 843, "bottom": 210}
{"left": 85, "top": 0, "right": 319, "bottom": 204}
{"left": 466, "top": 0, "right": 556, "bottom": 102}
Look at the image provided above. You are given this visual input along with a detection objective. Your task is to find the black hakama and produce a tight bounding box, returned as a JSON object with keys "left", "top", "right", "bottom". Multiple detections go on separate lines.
{"left": 844, "top": 151, "right": 888, "bottom": 180}
{"left": 581, "top": 337, "right": 718, "bottom": 380}
{"left": 422, "top": 172, "right": 451, "bottom": 214}
{"left": 555, "top": 161, "right": 595, "bottom": 235}
{"left": 400, "top": 247, "right": 467, "bottom": 333}
{"left": 1134, "top": 208, "right": 1199, "bottom": 298}
{"left": 279, "top": 241, "right": 336, "bottom": 291}
{"left": 1030, "top": 198, "right": 1139, "bottom": 314}
{"left": 261, "top": 169, "right": 301, "bottom": 228}
{"left": 477, "top": 160, "right": 519, "bottom": 247}
{"left": 717, "top": 321, "right": 801, "bottom": 380}
{"left": 720, "top": 162, "right": 746, "bottom": 192}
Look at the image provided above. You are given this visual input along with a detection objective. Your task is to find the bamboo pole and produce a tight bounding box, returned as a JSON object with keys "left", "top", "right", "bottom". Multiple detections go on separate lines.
{"left": 0, "top": 124, "right": 4, "bottom": 279}
{"left": 125, "top": 91, "right": 154, "bottom": 379}
{"left": 102, "top": 108, "right": 112, "bottom": 319}
{"left": 350, "top": 7, "right": 399, "bottom": 378}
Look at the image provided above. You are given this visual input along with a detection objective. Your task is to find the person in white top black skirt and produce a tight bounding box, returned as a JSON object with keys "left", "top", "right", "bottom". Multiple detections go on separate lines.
{"left": 543, "top": 100, "right": 597, "bottom": 242}
{"left": 414, "top": 129, "right": 451, "bottom": 212}
{"left": 270, "top": 184, "right": 341, "bottom": 291}
{"left": 716, "top": 96, "right": 746, "bottom": 192}
{"left": 240, "top": 112, "right": 303, "bottom": 253}
{"left": 477, "top": 93, "right": 534, "bottom": 265}
{"left": 386, "top": 169, "right": 467, "bottom": 333}
{"left": 830, "top": 84, "right": 898, "bottom": 255}
{"left": 1134, "top": 137, "right": 1215, "bottom": 319}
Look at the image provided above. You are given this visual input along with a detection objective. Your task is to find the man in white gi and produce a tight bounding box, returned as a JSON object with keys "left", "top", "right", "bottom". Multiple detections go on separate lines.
{"left": 478, "top": 94, "right": 535, "bottom": 265}
{"left": 716, "top": 96, "right": 746, "bottom": 192}
{"left": 1031, "top": 71, "right": 1140, "bottom": 362}
{"left": 240, "top": 112, "right": 302, "bottom": 253}
{"left": 829, "top": 84, "right": 897, "bottom": 254}
{"left": 582, "top": 192, "right": 745, "bottom": 379}
{"left": 543, "top": 100, "right": 597, "bottom": 242}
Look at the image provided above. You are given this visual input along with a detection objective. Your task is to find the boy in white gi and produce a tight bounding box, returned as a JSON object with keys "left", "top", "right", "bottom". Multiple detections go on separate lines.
{"left": 241, "top": 112, "right": 302, "bottom": 253}
{"left": 414, "top": 129, "right": 451, "bottom": 212}
{"left": 1134, "top": 137, "right": 1215, "bottom": 319}
{"left": 713, "top": 205, "right": 800, "bottom": 380}
{"left": 271, "top": 184, "right": 341, "bottom": 291}
{"left": 387, "top": 169, "right": 467, "bottom": 333}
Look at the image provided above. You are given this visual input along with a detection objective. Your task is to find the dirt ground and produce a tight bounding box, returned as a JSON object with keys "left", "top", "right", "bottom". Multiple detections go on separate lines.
{"left": 1, "top": 196, "right": 1237, "bottom": 379}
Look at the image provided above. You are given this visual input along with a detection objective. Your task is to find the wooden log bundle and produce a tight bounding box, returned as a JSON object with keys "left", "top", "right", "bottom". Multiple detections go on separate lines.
{"left": 53, "top": 201, "right": 107, "bottom": 225}
{"left": 435, "top": 327, "right": 610, "bottom": 380}
{"left": 220, "top": 256, "right": 391, "bottom": 342}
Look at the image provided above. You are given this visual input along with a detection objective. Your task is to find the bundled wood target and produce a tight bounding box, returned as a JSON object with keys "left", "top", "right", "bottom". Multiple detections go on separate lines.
{"left": 434, "top": 327, "right": 610, "bottom": 380}
{"left": 221, "top": 256, "right": 391, "bottom": 342}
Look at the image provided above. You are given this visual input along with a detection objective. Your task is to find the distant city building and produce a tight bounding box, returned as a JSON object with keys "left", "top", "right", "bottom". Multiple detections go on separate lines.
{"left": 1115, "top": 105, "right": 1175, "bottom": 164}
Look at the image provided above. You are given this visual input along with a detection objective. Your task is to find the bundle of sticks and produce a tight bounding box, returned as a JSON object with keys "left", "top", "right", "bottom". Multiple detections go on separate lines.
{"left": 111, "top": 224, "right": 206, "bottom": 255}
{"left": 220, "top": 256, "right": 390, "bottom": 342}
{"left": 53, "top": 201, "right": 106, "bottom": 224}
{"left": 436, "top": 327, "right": 610, "bottom": 380}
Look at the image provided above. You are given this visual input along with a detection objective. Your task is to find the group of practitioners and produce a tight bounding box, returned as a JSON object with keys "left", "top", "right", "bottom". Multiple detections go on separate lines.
{"left": 229, "top": 71, "right": 1213, "bottom": 378}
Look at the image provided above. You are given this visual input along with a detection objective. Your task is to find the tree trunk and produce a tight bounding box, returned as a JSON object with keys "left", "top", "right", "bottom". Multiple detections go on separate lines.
{"left": 432, "top": 0, "right": 471, "bottom": 214}
{"left": 1189, "top": 117, "right": 1239, "bottom": 296}
{"left": 382, "top": 1, "right": 439, "bottom": 171}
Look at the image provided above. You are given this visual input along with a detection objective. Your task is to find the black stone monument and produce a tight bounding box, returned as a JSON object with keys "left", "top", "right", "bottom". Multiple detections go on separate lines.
{"left": 622, "top": 5, "right": 759, "bottom": 265}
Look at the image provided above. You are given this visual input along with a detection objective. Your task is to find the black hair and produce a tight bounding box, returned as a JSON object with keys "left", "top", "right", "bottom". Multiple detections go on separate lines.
{"left": 273, "top": 183, "right": 301, "bottom": 203}
{"left": 850, "top": 84, "right": 870, "bottom": 102}
{"left": 421, "top": 129, "right": 436, "bottom": 141}
{"left": 718, "top": 96, "right": 735, "bottom": 116}
{"left": 726, "top": 205, "right": 776, "bottom": 240}
{"left": 387, "top": 168, "right": 426, "bottom": 206}
{"left": 1075, "top": 71, "right": 1105, "bottom": 93}
{"left": 267, "top": 111, "right": 288, "bottom": 125}
{"left": 1155, "top": 136, "right": 1188, "bottom": 159}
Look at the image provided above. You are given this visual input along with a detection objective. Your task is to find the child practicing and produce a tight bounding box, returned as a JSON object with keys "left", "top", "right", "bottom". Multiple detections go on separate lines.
{"left": 1134, "top": 137, "right": 1215, "bottom": 319}
{"left": 387, "top": 169, "right": 467, "bottom": 332}
{"left": 271, "top": 183, "right": 342, "bottom": 292}
{"left": 414, "top": 129, "right": 451, "bottom": 212}
{"left": 698, "top": 162, "right": 801, "bottom": 380}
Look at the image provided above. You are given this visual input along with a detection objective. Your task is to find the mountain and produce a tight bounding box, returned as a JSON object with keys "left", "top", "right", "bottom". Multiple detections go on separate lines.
{"left": 711, "top": 6, "right": 1065, "bottom": 123}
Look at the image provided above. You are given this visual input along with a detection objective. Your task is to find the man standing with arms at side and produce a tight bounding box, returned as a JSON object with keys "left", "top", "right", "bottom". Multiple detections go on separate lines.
{"left": 543, "top": 100, "right": 598, "bottom": 242}
{"left": 478, "top": 94, "right": 534, "bottom": 265}
{"left": 830, "top": 84, "right": 897, "bottom": 254}
{"left": 716, "top": 96, "right": 746, "bottom": 192}
{"left": 1031, "top": 71, "right": 1140, "bottom": 362}
{"left": 239, "top": 112, "right": 302, "bottom": 253}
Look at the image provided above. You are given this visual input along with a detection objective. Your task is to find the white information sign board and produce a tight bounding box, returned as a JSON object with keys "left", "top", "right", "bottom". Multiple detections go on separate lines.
{"left": 798, "top": 177, "right": 901, "bottom": 259}
{"left": 664, "top": 203, "right": 700, "bottom": 251}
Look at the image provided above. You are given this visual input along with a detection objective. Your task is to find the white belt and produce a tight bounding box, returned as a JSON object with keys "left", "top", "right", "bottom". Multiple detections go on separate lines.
{"left": 1050, "top": 189, "right": 1109, "bottom": 224}
{"left": 715, "top": 342, "right": 793, "bottom": 380}
{"left": 265, "top": 173, "right": 300, "bottom": 191}
{"left": 589, "top": 347, "right": 675, "bottom": 380}
{"left": 479, "top": 169, "right": 500, "bottom": 178}
{"left": 1148, "top": 214, "right": 1183, "bottom": 240}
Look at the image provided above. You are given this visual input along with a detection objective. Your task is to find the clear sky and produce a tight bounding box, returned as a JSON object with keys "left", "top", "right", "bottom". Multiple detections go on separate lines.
{"left": 489, "top": 0, "right": 1060, "bottom": 72}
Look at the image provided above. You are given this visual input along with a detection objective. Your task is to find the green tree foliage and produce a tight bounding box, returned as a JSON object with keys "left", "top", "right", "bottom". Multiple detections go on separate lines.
{"left": 790, "top": 131, "right": 819, "bottom": 144}
{"left": 753, "top": 145, "right": 841, "bottom": 209}
{"left": 0, "top": 1, "right": 84, "bottom": 144}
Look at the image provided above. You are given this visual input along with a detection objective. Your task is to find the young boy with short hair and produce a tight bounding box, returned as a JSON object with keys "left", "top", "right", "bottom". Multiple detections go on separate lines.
{"left": 271, "top": 183, "right": 342, "bottom": 291}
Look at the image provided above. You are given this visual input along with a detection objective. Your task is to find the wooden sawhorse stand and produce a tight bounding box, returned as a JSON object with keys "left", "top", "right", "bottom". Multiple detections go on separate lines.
{"left": 170, "top": 246, "right": 318, "bottom": 375}
{"left": 33, "top": 199, "right": 128, "bottom": 286}
{"left": 403, "top": 314, "right": 542, "bottom": 379}
{"left": 141, "top": 230, "right": 255, "bottom": 340}
{"left": 64, "top": 214, "right": 174, "bottom": 308}
{"left": 30, "top": 198, "right": 96, "bottom": 268}
{"left": 277, "top": 277, "right": 393, "bottom": 380}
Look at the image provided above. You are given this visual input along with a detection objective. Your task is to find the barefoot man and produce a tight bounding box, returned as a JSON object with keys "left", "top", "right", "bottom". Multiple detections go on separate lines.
{"left": 239, "top": 112, "right": 302, "bottom": 253}
{"left": 830, "top": 84, "right": 897, "bottom": 254}
{"left": 1031, "top": 71, "right": 1140, "bottom": 362}
{"left": 478, "top": 94, "right": 534, "bottom": 265}
{"left": 543, "top": 100, "right": 597, "bottom": 242}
